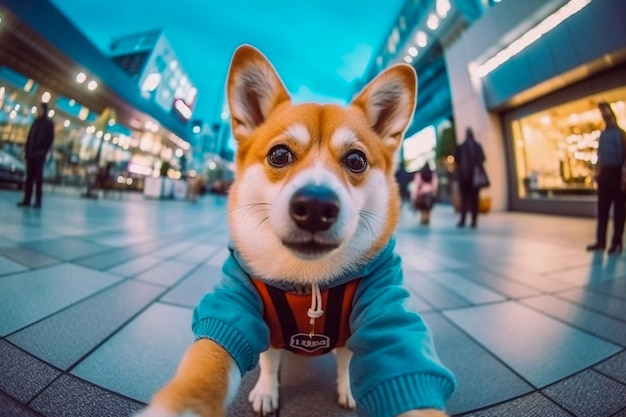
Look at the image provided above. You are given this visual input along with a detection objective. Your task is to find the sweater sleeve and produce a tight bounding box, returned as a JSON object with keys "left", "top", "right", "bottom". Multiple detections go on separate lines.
{"left": 191, "top": 252, "right": 269, "bottom": 375}
{"left": 347, "top": 252, "right": 456, "bottom": 417}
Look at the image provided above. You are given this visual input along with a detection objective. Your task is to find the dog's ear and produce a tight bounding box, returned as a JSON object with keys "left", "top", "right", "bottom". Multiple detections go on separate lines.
{"left": 227, "top": 45, "right": 291, "bottom": 141}
{"left": 351, "top": 64, "right": 417, "bottom": 151}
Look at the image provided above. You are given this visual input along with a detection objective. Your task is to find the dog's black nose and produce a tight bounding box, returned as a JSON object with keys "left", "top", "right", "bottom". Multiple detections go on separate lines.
{"left": 289, "top": 185, "right": 340, "bottom": 233}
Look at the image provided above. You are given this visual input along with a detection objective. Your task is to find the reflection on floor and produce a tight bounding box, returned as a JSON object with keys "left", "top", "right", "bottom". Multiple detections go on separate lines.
{"left": 1, "top": 187, "right": 625, "bottom": 417}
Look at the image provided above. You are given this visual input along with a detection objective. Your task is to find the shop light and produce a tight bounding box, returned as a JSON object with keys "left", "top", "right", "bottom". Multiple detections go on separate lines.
{"left": 408, "top": 47, "right": 418, "bottom": 57}
{"left": 48, "top": 109, "right": 55, "bottom": 118}
{"left": 86, "top": 125, "right": 96, "bottom": 134}
{"left": 221, "top": 111, "right": 229, "bottom": 120}
{"left": 9, "top": 110, "right": 17, "bottom": 119}
{"left": 69, "top": 99, "right": 75, "bottom": 106}
{"left": 76, "top": 72, "right": 86, "bottom": 83}
{"left": 104, "top": 133, "right": 111, "bottom": 141}
{"left": 141, "top": 73, "right": 162, "bottom": 92}
{"left": 175, "top": 148, "right": 184, "bottom": 157}
{"left": 14, "top": 104, "right": 20, "bottom": 111}
{"left": 24, "top": 79, "right": 34, "bottom": 93}
{"left": 426, "top": 13, "right": 439, "bottom": 30}
{"left": 31, "top": 106, "right": 37, "bottom": 114}
{"left": 404, "top": 55, "right": 413, "bottom": 63}
{"left": 96, "top": 130, "right": 103, "bottom": 138}
{"left": 87, "top": 80, "right": 98, "bottom": 91}
{"left": 174, "top": 99, "right": 192, "bottom": 120}
{"left": 192, "top": 125, "right": 201, "bottom": 134}
{"left": 415, "top": 31, "right": 428, "bottom": 48}
{"left": 0, "top": 87, "right": 5, "bottom": 97}
{"left": 475, "top": 0, "right": 593, "bottom": 78}
{"left": 64, "top": 120, "right": 70, "bottom": 128}
{"left": 436, "top": 0, "right": 451, "bottom": 18}
{"left": 41, "top": 91, "right": 51, "bottom": 103}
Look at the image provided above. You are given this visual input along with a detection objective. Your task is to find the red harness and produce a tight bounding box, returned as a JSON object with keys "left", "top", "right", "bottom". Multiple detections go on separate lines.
{"left": 252, "top": 279, "right": 360, "bottom": 356}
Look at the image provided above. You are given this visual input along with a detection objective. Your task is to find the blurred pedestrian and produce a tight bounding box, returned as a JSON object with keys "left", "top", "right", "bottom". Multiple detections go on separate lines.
{"left": 587, "top": 101, "right": 626, "bottom": 254}
{"left": 17, "top": 102, "right": 54, "bottom": 209}
{"left": 395, "top": 165, "right": 411, "bottom": 203}
{"left": 411, "top": 163, "right": 438, "bottom": 225}
{"left": 454, "top": 127, "right": 488, "bottom": 228}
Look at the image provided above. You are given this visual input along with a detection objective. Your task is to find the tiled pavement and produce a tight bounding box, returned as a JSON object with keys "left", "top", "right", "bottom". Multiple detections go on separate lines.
{"left": 1, "top": 186, "right": 625, "bottom": 417}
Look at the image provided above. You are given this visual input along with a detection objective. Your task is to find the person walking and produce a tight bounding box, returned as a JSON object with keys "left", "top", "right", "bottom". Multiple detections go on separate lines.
{"left": 454, "top": 127, "right": 487, "bottom": 228}
{"left": 586, "top": 101, "right": 626, "bottom": 254}
{"left": 411, "top": 163, "right": 438, "bottom": 225}
{"left": 17, "top": 102, "right": 54, "bottom": 209}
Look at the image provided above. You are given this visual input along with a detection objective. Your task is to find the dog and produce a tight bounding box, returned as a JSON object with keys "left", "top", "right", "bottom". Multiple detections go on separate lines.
{"left": 136, "top": 45, "right": 455, "bottom": 417}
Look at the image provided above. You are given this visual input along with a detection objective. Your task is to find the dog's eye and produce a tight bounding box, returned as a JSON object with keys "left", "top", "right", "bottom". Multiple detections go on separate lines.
{"left": 343, "top": 150, "right": 367, "bottom": 173}
{"left": 267, "top": 145, "right": 294, "bottom": 167}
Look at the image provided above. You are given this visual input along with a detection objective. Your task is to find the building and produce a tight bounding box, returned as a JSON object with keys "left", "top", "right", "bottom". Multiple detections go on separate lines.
{"left": 109, "top": 30, "right": 197, "bottom": 124}
{"left": 0, "top": 0, "right": 194, "bottom": 187}
{"left": 370, "top": 0, "right": 626, "bottom": 217}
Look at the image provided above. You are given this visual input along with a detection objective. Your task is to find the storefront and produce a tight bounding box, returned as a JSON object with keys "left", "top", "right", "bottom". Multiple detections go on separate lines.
{"left": 503, "top": 65, "right": 626, "bottom": 216}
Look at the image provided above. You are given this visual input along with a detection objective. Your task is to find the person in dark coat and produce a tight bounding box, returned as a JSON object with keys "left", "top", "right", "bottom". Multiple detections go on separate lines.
{"left": 17, "top": 102, "right": 55, "bottom": 209}
{"left": 587, "top": 101, "right": 626, "bottom": 254}
{"left": 454, "top": 127, "right": 486, "bottom": 228}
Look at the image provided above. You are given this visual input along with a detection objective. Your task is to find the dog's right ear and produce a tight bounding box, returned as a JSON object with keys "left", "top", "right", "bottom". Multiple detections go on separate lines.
{"left": 227, "top": 45, "right": 291, "bottom": 141}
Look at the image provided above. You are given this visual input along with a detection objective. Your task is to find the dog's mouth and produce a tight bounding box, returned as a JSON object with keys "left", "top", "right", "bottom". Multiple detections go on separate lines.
{"left": 282, "top": 239, "right": 340, "bottom": 257}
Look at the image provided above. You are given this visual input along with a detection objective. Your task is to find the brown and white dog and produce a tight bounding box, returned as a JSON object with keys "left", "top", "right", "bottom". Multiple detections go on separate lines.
{"left": 136, "top": 45, "right": 449, "bottom": 417}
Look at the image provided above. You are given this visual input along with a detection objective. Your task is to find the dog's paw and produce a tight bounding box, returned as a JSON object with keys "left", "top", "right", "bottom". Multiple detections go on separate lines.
{"left": 248, "top": 376, "right": 279, "bottom": 416}
{"left": 337, "top": 378, "right": 356, "bottom": 409}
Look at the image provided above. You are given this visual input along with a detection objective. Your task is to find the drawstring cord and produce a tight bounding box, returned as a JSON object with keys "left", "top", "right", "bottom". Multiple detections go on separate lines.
{"left": 307, "top": 283, "right": 324, "bottom": 338}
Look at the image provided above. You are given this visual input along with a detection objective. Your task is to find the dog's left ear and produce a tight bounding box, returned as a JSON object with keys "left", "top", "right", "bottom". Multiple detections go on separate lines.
{"left": 227, "top": 45, "right": 291, "bottom": 141}
{"left": 351, "top": 64, "right": 417, "bottom": 151}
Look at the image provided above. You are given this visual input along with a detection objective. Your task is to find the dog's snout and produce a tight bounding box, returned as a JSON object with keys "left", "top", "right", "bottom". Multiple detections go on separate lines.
{"left": 289, "top": 186, "right": 340, "bottom": 233}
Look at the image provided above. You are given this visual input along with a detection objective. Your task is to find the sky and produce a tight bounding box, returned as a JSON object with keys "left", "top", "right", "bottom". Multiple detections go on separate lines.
{"left": 50, "top": 0, "right": 405, "bottom": 125}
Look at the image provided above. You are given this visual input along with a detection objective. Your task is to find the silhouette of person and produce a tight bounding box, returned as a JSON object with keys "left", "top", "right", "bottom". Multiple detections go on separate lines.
{"left": 587, "top": 101, "right": 626, "bottom": 254}
{"left": 17, "top": 102, "right": 54, "bottom": 209}
{"left": 411, "top": 163, "right": 438, "bottom": 225}
{"left": 454, "top": 127, "right": 486, "bottom": 228}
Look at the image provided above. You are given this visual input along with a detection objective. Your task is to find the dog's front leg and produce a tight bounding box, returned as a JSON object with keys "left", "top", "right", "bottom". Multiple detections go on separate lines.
{"left": 136, "top": 339, "right": 241, "bottom": 417}
{"left": 334, "top": 347, "right": 355, "bottom": 409}
{"left": 248, "top": 347, "right": 281, "bottom": 416}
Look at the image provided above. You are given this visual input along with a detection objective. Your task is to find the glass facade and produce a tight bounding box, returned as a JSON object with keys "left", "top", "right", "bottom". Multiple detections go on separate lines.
{"left": 511, "top": 86, "right": 626, "bottom": 200}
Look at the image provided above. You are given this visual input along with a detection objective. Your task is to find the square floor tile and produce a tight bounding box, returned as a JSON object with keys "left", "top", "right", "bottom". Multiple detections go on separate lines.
{"left": 423, "top": 312, "right": 533, "bottom": 415}
{"left": 23, "top": 238, "right": 112, "bottom": 261}
{"left": 160, "top": 265, "right": 222, "bottom": 308}
{"left": 544, "top": 260, "right": 626, "bottom": 285}
{"left": 594, "top": 351, "right": 626, "bottom": 384}
{"left": 134, "top": 259, "right": 197, "bottom": 287}
{"left": 71, "top": 303, "right": 193, "bottom": 402}
{"left": 0, "top": 256, "right": 28, "bottom": 276}
{"left": 278, "top": 352, "right": 356, "bottom": 417}
{"left": 0, "top": 263, "right": 123, "bottom": 336}
{"left": 462, "top": 392, "right": 573, "bottom": 417}
{"left": 0, "top": 340, "right": 61, "bottom": 403}
{"left": 75, "top": 248, "right": 140, "bottom": 270}
{"left": 0, "top": 391, "right": 42, "bottom": 417}
{"left": 556, "top": 288, "right": 626, "bottom": 321}
{"left": 30, "top": 374, "right": 144, "bottom": 417}
{"left": 444, "top": 301, "right": 621, "bottom": 388}
{"left": 405, "top": 273, "right": 472, "bottom": 310}
{"left": 584, "top": 278, "right": 626, "bottom": 301}
{"left": 205, "top": 247, "right": 230, "bottom": 267}
{"left": 426, "top": 271, "right": 506, "bottom": 304}
{"left": 543, "top": 370, "right": 626, "bottom": 417}
{"left": 174, "top": 243, "right": 220, "bottom": 263}
{"left": 0, "top": 247, "right": 61, "bottom": 268}
{"left": 460, "top": 267, "right": 541, "bottom": 299}
{"left": 9, "top": 280, "right": 164, "bottom": 369}
{"left": 108, "top": 255, "right": 164, "bottom": 277}
{"left": 521, "top": 295, "right": 626, "bottom": 346}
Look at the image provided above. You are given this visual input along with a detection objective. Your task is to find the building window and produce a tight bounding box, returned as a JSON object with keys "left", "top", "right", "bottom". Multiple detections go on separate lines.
{"left": 511, "top": 86, "right": 626, "bottom": 200}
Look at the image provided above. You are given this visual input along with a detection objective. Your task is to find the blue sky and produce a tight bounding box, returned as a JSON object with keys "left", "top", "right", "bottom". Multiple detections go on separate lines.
{"left": 51, "top": 0, "right": 405, "bottom": 125}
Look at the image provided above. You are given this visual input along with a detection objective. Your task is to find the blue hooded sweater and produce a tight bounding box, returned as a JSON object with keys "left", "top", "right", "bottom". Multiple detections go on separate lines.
{"left": 192, "top": 237, "right": 457, "bottom": 417}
